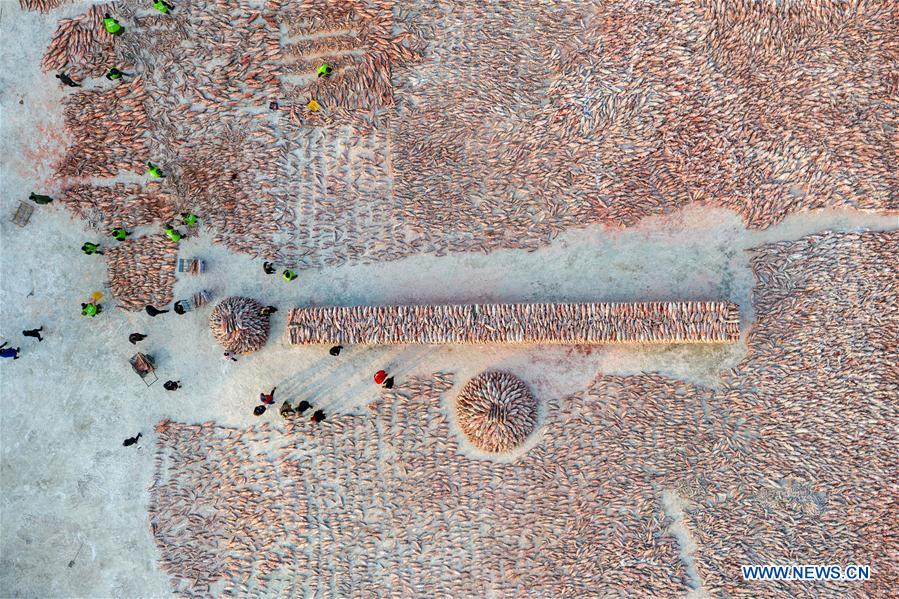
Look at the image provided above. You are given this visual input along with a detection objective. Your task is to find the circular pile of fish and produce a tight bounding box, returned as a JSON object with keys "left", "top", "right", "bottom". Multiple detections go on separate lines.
{"left": 455, "top": 371, "right": 537, "bottom": 453}
{"left": 208, "top": 297, "right": 269, "bottom": 355}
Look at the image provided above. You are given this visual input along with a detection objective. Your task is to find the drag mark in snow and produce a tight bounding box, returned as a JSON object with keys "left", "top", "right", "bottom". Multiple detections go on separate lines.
{"left": 661, "top": 489, "right": 707, "bottom": 598}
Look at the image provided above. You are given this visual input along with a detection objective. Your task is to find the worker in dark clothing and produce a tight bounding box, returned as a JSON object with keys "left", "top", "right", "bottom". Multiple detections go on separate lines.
{"left": 105, "top": 68, "right": 130, "bottom": 81}
{"left": 263, "top": 262, "right": 276, "bottom": 274}
{"left": 253, "top": 405, "right": 266, "bottom": 416}
{"left": 129, "top": 333, "right": 147, "bottom": 344}
{"left": 0, "top": 343, "right": 21, "bottom": 360}
{"left": 111, "top": 227, "right": 129, "bottom": 241}
{"left": 329, "top": 345, "right": 342, "bottom": 356}
{"left": 55, "top": 72, "right": 81, "bottom": 88}
{"left": 223, "top": 351, "right": 238, "bottom": 361}
{"left": 22, "top": 327, "right": 43, "bottom": 341}
{"left": 173, "top": 301, "right": 186, "bottom": 315}
{"left": 259, "top": 306, "right": 277, "bottom": 316}
{"left": 259, "top": 387, "right": 276, "bottom": 405}
{"left": 279, "top": 401, "right": 294, "bottom": 418}
{"left": 123, "top": 433, "right": 141, "bottom": 446}
{"left": 296, "top": 400, "right": 312, "bottom": 414}
{"left": 29, "top": 192, "right": 53, "bottom": 205}
{"left": 163, "top": 380, "right": 181, "bottom": 391}
{"left": 145, "top": 305, "right": 169, "bottom": 317}
{"left": 311, "top": 410, "right": 326, "bottom": 423}
{"left": 81, "top": 242, "right": 103, "bottom": 255}
{"left": 384, "top": 377, "right": 395, "bottom": 389}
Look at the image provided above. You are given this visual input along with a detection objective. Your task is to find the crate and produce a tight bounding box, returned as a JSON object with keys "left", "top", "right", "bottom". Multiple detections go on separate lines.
{"left": 9, "top": 201, "right": 34, "bottom": 227}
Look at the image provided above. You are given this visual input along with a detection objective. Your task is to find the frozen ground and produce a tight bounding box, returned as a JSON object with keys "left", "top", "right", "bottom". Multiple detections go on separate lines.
{"left": 1, "top": 2, "right": 897, "bottom": 597}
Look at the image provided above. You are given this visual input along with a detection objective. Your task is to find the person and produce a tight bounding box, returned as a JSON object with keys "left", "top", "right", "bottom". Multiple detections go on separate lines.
{"left": 173, "top": 301, "right": 186, "bottom": 315}
{"left": 259, "top": 387, "right": 276, "bottom": 405}
{"left": 147, "top": 162, "right": 165, "bottom": 178}
{"left": 316, "top": 63, "right": 333, "bottom": 78}
{"left": 153, "top": 0, "right": 174, "bottom": 14}
{"left": 81, "top": 302, "right": 101, "bottom": 317}
{"left": 253, "top": 405, "right": 266, "bottom": 416}
{"left": 384, "top": 376, "right": 394, "bottom": 389}
{"left": 22, "top": 327, "right": 43, "bottom": 342}
{"left": 374, "top": 370, "right": 387, "bottom": 385}
{"left": 105, "top": 68, "right": 129, "bottom": 81}
{"left": 55, "top": 72, "right": 81, "bottom": 88}
{"left": 122, "top": 433, "right": 141, "bottom": 447}
{"left": 263, "top": 262, "right": 276, "bottom": 275}
{"left": 0, "top": 342, "right": 21, "bottom": 360}
{"left": 269, "top": 101, "right": 279, "bottom": 111}
{"left": 311, "top": 409, "right": 325, "bottom": 423}
{"left": 296, "top": 400, "right": 312, "bottom": 414}
{"left": 103, "top": 13, "right": 123, "bottom": 35}
{"left": 279, "top": 401, "right": 294, "bottom": 418}
{"left": 259, "top": 306, "right": 277, "bottom": 316}
{"left": 181, "top": 212, "right": 197, "bottom": 226}
{"left": 29, "top": 192, "right": 53, "bottom": 205}
{"left": 111, "top": 227, "right": 129, "bottom": 241}
{"left": 163, "top": 380, "right": 181, "bottom": 391}
{"left": 223, "top": 351, "right": 238, "bottom": 361}
{"left": 329, "top": 345, "right": 342, "bottom": 356}
{"left": 145, "top": 305, "right": 169, "bottom": 317}
{"left": 129, "top": 332, "right": 147, "bottom": 344}
{"left": 164, "top": 225, "right": 182, "bottom": 243}
{"left": 282, "top": 269, "right": 297, "bottom": 281}
{"left": 81, "top": 242, "right": 103, "bottom": 255}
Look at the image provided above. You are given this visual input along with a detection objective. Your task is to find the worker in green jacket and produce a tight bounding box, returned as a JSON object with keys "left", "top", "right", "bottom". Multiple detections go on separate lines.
{"left": 153, "top": 1, "right": 174, "bottom": 14}
{"left": 82, "top": 302, "right": 102, "bottom": 317}
{"left": 282, "top": 269, "right": 297, "bottom": 281}
{"left": 111, "top": 228, "right": 129, "bottom": 241}
{"left": 164, "top": 225, "right": 182, "bottom": 243}
{"left": 105, "top": 68, "right": 130, "bottom": 81}
{"left": 81, "top": 242, "right": 103, "bottom": 255}
{"left": 181, "top": 212, "right": 198, "bottom": 226}
{"left": 147, "top": 161, "right": 165, "bottom": 178}
{"left": 29, "top": 192, "right": 53, "bottom": 205}
{"left": 103, "top": 13, "right": 123, "bottom": 35}
{"left": 316, "top": 63, "right": 333, "bottom": 78}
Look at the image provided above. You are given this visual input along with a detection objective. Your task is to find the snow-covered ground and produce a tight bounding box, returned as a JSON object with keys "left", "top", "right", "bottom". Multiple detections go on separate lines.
{"left": 1, "top": 3, "right": 897, "bottom": 597}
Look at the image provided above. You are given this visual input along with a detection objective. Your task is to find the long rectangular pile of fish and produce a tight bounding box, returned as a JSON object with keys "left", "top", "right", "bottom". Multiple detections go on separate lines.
{"left": 105, "top": 234, "right": 177, "bottom": 311}
{"left": 286, "top": 301, "right": 741, "bottom": 345}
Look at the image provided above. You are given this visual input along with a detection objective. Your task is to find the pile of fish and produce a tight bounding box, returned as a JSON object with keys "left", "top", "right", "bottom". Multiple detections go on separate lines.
{"left": 62, "top": 182, "right": 178, "bottom": 230}
{"left": 40, "top": 4, "right": 116, "bottom": 79}
{"left": 149, "top": 230, "right": 896, "bottom": 597}
{"left": 18, "top": 0, "right": 72, "bottom": 13}
{"left": 208, "top": 297, "right": 269, "bottom": 355}
{"left": 286, "top": 301, "right": 742, "bottom": 345}
{"left": 57, "top": 76, "right": 150, "bottom": 178}
{"left": 273, "top": 0, "right": 424, "bottom": 127}
{"left": 455, "top": 371, "right": 537, "bottom": 453}
{"left": 105, "top": 234, "right": 177, "bottom": 311}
